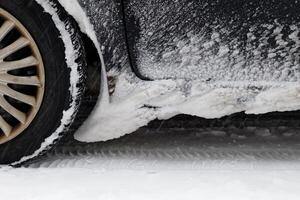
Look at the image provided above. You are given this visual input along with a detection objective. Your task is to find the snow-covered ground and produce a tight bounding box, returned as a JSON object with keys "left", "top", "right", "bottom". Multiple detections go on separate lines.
{"left": 2, "top": 132, "right": 300, "bottom": 200}
{"left": 2, "top": 160, "right": 300, "bottom": 200}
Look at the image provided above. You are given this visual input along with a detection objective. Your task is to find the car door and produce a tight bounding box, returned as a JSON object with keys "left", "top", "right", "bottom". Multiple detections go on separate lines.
{"left": 123, "top": 0, "right": 300, "bottom": 83}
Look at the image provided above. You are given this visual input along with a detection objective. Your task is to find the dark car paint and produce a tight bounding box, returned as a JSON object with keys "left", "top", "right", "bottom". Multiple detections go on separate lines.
{"left": 76, "top": 0, "right": 129, "bottom": 76}
{"left": 123, "top": 0, "right": 300, "bottom": 81}
{"left": 75, "top": 0, "right": 148, "bottom": 80}
{"left": 75, "top": 0, "right": 300, "bottom": 82}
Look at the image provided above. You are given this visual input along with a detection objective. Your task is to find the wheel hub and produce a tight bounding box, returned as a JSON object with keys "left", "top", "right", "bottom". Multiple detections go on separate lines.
{"left": 0, "top": 8, "right": 45, "bottom": 144}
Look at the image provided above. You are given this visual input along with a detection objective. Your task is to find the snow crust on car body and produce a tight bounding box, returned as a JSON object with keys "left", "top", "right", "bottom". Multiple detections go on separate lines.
{"left": 75, "top": 69, "right": 300, "bottom": 142}
{"left": 125, "top": 0, "right": 300, "bottom": 81}
{"left": 54, "top": 0, "right": 300, "bottom": 143}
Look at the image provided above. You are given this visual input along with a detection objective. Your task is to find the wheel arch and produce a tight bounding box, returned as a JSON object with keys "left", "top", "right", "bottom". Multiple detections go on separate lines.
{"left": 56, "top": 0, "right": 110, "bottom": 103}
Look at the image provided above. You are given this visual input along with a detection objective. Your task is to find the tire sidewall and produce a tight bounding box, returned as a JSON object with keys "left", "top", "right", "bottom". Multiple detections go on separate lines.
{"left": 0, "top": 0, "right": 79, "bottom": 164}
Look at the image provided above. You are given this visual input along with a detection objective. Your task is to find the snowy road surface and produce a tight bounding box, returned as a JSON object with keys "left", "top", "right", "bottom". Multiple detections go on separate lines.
{"left": 2, "top": 130, "right": 300, "bottom": 200}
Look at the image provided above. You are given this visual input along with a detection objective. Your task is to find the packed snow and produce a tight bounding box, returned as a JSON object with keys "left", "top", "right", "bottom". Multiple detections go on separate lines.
{"left": 2, "top": 134, "right": 300, "bottom": 200}
{"left": 76, "top": 70, "right": 300, "bottom": 142}
{"left": 2, "top": 161, "right": 300, "bottom": 200}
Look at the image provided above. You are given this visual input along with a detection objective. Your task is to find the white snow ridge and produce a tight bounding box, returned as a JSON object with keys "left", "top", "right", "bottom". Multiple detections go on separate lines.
{"left": 76, "top": 69, "right": 300, "bottom": 142}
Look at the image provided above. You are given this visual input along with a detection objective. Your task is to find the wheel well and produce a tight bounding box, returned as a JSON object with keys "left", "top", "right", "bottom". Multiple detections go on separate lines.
{"left": 55, "top": 0, "right": 103, "bottom": 96}
{"left": 80, "top": 33, "right": 101, "bottom": 96}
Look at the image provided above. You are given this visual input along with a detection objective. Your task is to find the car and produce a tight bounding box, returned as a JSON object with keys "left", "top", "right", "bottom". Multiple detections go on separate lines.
{"left": 1, "top": 0, "right": 300, "bottom": 165}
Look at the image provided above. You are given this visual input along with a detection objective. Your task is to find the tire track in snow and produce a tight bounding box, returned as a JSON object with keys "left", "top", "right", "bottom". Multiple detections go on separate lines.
{"left": 27, "top": 128, "right": 300, "bottom": 168}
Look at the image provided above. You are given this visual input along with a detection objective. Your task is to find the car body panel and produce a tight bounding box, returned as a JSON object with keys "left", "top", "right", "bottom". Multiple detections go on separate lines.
{"left": 57, "top": 0, "right": 300, "bottom": 142}
{"left": 75, "top": 0, "right": 130, "bottom": 76}
{"left": 124, "top": 0, "right": 300, "bottom": 83}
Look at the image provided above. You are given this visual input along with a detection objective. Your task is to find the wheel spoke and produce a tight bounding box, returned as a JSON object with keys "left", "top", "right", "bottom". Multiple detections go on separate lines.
{"left": 0, "top": 56, "right": 39, "bottom": 72}
{"left": 0, "top": 37, "right": 30, "bottom": 60}
{"left": 0, "top": 84, "right": 36, "bottom": 106}
{"left": 0, "top": 95, "right": 26, "bottom": 124}
{"left": 0, "top": 20, "right": 14, "bottom": 42}
{"left": 0, "top": 116, "right": 12, "bottom": 137}
{"left": 0, "top": 9, "right": 45, "bottom": 144}
{"left": 0, "top": 74, "right": 41, "bottom": 86}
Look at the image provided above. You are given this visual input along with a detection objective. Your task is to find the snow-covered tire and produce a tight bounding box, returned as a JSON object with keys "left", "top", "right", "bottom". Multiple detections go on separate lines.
{"left": 0, "top": 0, "right": 86, "bottom": 165}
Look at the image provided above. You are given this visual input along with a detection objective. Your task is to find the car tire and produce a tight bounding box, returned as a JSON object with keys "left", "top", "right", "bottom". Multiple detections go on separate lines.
{"left": 0, "top": 0, "right": 87, "bottom": 165}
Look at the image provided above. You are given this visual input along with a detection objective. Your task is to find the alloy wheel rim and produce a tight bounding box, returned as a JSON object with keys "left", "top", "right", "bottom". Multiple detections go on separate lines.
{"left": 0, "top": 8, "right": 45, "bottom": 144}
